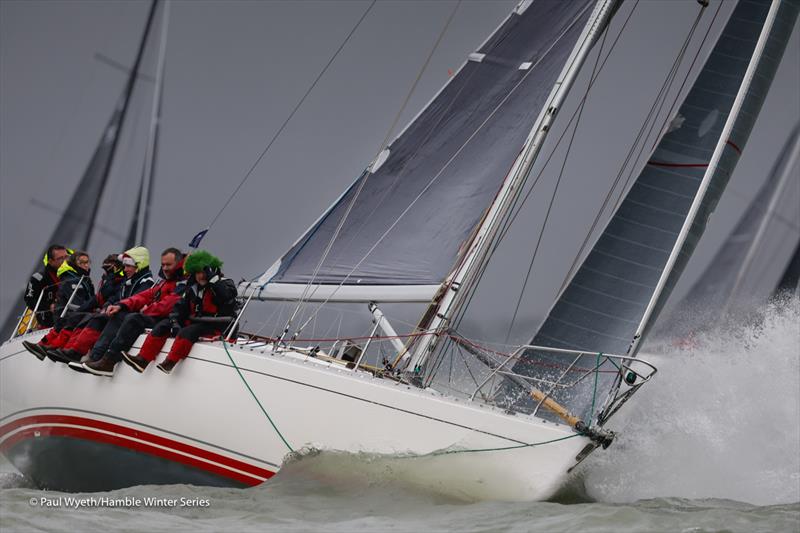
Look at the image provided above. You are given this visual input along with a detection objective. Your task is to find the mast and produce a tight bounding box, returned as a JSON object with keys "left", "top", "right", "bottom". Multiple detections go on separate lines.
{"left": 629, "top": 0, "right": 785, "bottom": 357}
{"left": 132, "top": 0, "right": 170, "bottom": 247}
{"left": 86, "top": 0, "right": 159, "bottom": 251}
{"left": 405, "top": 0, "right": 619, "bottom": 373}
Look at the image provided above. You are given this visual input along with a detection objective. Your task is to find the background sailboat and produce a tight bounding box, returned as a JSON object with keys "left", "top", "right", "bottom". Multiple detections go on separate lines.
{"left": 0, "top": 0, "right": 168, "bottom": 339}
{"left": 656, "top": 121, "right": 800, "bottom": 337}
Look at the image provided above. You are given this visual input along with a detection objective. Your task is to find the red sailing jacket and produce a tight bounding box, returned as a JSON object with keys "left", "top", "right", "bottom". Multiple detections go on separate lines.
{"left": 118, "top": 261, "right": 186, "bottom": 318}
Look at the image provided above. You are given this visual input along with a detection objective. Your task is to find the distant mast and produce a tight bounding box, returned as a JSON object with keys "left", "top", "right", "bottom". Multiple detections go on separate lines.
{"left": 87, "top": 0, "right": 159, "bottom": 251}
{"left": 0, "top": 0, "right": 161, "bottom": 340}
{"left": 127, "top": 0, "right": 170, "bottom": 248}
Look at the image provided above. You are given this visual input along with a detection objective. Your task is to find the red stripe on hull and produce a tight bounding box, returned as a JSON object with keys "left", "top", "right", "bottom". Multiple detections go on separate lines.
{"left": 0, "top": 415, "right": 275, "bottom": 485}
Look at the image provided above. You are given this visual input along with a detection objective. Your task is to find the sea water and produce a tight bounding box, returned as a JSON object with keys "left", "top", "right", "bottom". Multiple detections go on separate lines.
{"left": 1, "top": 298, "right": 798, "bottom": 532}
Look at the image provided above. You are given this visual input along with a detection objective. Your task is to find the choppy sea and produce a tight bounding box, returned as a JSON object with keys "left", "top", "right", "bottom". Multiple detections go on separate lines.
{"left": 1, "top": 298, "right": 798, "bottom": 532}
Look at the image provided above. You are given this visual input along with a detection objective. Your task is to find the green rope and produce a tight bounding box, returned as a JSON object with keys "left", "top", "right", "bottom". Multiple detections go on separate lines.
{"left": 218, "top": 342, "right": 604, "bottom": 458}
{"left": 221, "top": 340, "right": 294, "bottom": 452}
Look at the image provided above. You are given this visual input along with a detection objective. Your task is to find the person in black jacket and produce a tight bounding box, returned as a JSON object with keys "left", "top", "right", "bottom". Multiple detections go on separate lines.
{"left": 23, "top": 251, "right": 94, "bottom": 360}
{"left": 25, "top": 254, "right": 124, "bottom": 360}
{"left": 51, "top": 246, "right": 154, "bottom": 366}
{"left": 23, "top": 244, "right": 68, "bottom": 328}
{"left": 119, "top": 250, "right": 237, "bottom": 376}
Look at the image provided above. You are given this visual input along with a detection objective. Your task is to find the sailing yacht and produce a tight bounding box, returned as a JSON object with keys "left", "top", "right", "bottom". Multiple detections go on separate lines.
{"left": 1, "top": 0, "right": 797, "bottom": 501}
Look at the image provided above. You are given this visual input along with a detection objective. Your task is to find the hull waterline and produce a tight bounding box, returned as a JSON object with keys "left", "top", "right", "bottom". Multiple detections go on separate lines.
{"left": 0, "top": 330, "right": 591, "bottom": 501}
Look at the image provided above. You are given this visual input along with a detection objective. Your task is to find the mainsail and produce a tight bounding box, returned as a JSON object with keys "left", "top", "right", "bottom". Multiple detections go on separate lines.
{"left": 243, "top": 0, "right": 599, "bottom": 302}
{"left": 660, "top": 121, "right": 800, "bottom": 333}
{"left": 510, "top": 0, "right": 800, "bottom": 420}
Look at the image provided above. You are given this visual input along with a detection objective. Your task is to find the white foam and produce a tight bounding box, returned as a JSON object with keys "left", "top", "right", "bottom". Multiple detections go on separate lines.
{"left": 583, "top": 296, "right": 800, "bottom": 505}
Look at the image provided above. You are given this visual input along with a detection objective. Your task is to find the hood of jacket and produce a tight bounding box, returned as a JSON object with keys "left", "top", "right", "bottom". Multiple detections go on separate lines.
{"left": 121, "top": 246, "right": 150, "bottom": 272}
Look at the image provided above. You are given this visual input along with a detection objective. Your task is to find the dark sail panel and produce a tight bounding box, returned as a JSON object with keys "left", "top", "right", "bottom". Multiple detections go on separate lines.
{"left": 775, "top": 240, "right": 800, "bottom": 296}
{"left": 510, "top": 0, "right": 800, "bottom": 420}
{"left": 1, "top": 0, "right": 159, "bottom": 340}
{"left": 660, "top": 121, "right": 799, "bottom": 333}
{"left": 251, "top": 1, "right": 595, "bottom": 295}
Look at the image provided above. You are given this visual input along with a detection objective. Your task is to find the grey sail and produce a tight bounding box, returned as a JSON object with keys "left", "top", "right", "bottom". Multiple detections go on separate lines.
{"left": 245, "top": 0, "right": 597, "bottom": 302}
{"left": 1, "top": 0, "right": 159, "bottom": 340}
{"left": 775, "top": 239, "right": 800, "bottom": 296}
{"left": 659, "top": 121, "right": 800, "bottom": 335}
{"left": 509, "top": 0, "right": 800, "bottom": 420}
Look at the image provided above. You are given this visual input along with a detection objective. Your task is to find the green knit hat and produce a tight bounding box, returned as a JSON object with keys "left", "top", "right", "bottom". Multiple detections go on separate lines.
{"left": 184, "top": 250, "right": 223, "bottom": 275}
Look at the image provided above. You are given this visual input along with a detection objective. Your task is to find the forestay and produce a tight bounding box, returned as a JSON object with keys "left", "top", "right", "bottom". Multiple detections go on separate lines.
{"left": 243, "top": 0, "right": 596, "bottom": 302}
{"left": 509, "top": 0, "right": 800, "bottom": 420}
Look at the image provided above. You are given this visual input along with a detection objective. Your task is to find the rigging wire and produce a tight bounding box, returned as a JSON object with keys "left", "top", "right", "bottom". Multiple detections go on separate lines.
{"left": 557, "top": 0, "right": 720, "bottom": 299}
{"left": 195, "top": 1, "right": 377, "bottom": 242}
{"left": 286, "top": 1, "right": 464, "bottom": 339}
{"left": 502, "top": 21, "right": 609, "bottom": 345}
{"left": 293, "top": 0, "right": 472, "bottom": 314}
{"left": 446, "top": 0, "right": 643, "bottom": 340}
{"left": 449, "top": 0, "right": 714, "bottom": 346}
{"left": 290, "top": 2, "right": 598, "bottom": 340}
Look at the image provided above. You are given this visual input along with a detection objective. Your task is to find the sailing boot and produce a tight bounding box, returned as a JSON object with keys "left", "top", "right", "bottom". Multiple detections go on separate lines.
{"left": 22, "top": 341, "right": 47, "bottom": 361}
{"left": 68, "top": 361, "right": 91, "bottom": 374}
{"left": 121, "top": 351, "right": 150, "bottom": 373}
{"left": 84, "top": 355, "right": 117, "bottom": 377}
{"left": 48, "top": 348, "right": 82, "bottom": 364}
{"left": 124, "top": 334, "right": 168, "bottom": 373}
{"left": 156, "top": 358, "right": 178, "bottom": 374}
{"left": 156, "top": 337, "right": 193, "bottom": 375}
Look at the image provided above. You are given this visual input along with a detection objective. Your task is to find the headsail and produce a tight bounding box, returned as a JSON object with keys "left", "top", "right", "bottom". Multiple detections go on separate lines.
{"left": 509, "top": 0, "right": 800, "bottom": 420}
{"left": 243, "top": 0, "right": 598, "bottom": 302}
{"left": 660, "top": 121, "right": 800, "bottom": 333}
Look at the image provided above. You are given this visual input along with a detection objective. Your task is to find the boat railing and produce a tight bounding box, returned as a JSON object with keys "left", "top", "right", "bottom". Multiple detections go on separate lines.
{"left": 467, "top": 344, "right": 657, "bottom": 425}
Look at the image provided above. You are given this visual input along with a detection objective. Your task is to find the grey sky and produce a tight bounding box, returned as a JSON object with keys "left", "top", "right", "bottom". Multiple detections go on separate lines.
{"left": 1, "top": 0, "right": 798, "bottom": 344}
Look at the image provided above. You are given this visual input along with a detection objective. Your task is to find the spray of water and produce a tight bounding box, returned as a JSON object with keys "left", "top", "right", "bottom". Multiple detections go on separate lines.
{"left": 583, "top": 296, "right": 800, "bottom": 505}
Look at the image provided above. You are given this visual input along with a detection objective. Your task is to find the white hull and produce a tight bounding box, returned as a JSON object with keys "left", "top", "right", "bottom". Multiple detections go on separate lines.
{"left": 0, "top": 330, "right": 591, "bottom": 501}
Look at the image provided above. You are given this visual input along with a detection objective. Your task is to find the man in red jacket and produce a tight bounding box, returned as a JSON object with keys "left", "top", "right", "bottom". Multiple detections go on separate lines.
{"left": 75, "top": 248, "right": 186, "bottom": 376}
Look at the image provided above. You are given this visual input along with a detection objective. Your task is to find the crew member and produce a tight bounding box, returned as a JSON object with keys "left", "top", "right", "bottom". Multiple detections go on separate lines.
{"left": 22, "top": 251, "right": 94, "bottom": 360}
{"left": 23, "top": 244, "right": 68, "bottom": 328}
{"left": 54, "top": 246, "right": 154, "bottom": 364}
{"left": 33, "top": 254, "right": 123, "bottom": 359}
{"left": 117, "top": 250, "right": 237, "bottom": 375}
{"left": 79, "top": 248, "right": 187, "bottom": 376}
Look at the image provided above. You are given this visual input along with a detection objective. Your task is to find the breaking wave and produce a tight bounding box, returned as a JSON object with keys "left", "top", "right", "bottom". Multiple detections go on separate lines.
{"left": 582, "top": 295, "right": 800, "bottom": 505}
